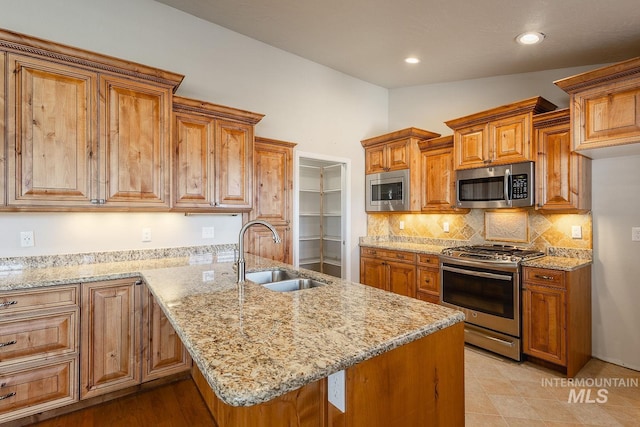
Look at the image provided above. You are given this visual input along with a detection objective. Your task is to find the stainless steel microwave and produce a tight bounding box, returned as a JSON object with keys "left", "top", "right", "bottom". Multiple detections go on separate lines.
{"left": 455, "top": 161, "right": 534, "bottom": 209}
{"left": 366, "top": 169, "right": 410, "bottom": 212}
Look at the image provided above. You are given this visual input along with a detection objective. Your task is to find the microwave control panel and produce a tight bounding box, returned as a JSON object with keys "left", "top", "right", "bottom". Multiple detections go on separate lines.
{"left": 511, "top": 174, "right": 529, "bottom": 199}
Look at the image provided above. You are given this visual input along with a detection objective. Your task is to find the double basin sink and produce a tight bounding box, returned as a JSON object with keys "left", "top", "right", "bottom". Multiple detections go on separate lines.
{"left": 245, "top": 269, "right": 326, "bottom": 292}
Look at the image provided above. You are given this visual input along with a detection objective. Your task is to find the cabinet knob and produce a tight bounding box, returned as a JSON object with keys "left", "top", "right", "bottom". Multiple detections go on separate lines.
{"left": 424, "top": 278, "right": 430, "bottom": 283}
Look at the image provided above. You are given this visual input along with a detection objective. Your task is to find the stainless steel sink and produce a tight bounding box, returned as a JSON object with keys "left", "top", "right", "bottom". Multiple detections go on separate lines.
{"left": 245, "top": 269, "right": 326, "bottom": 292}
{"left": 245, "top": 269, "right": 298, "bottom": 284}
{"left": 263, "top": 278, "right": 326, "bottom": 292}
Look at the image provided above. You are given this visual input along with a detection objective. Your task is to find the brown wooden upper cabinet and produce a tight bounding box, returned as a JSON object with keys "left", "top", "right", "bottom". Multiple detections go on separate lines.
{"left": 361, "top": 128, "right": 440, "bottom": 212}
{"left": 1, "top": 28, "right": 184, "bottom": 210}
{"left": 533, "top": 109, "right": 591, "bottom": 213}
{"left": 361, "top": 128, "right": 440, "bottom": 174}
{"left": 445, "top": 97, "right": 557, "bottom": 170}
{"left": 417, "top": 135, "right": 468, "bottom": 213}
{"left": 172, "top": 96, "right": 264, "bottom": 211}
{"left": 555, "top": 56, "right": 640, "bottom": 158}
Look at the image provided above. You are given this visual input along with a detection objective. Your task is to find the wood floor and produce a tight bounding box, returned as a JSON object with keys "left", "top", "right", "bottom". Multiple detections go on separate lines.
{"left": 29, "top": 378, "right": 216, "bottom": 427}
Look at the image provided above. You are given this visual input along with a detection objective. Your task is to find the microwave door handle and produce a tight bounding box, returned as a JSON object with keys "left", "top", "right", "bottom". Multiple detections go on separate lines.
{"left": 504, "top": 168, "right": 512, "bottom": 207}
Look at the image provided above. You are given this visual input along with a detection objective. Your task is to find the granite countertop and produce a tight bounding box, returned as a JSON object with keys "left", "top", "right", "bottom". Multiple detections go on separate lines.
{"left": 359, "top": 240, "right": 445, "bottom": 255}
{"left": 521, "top": 256, "right": 592, "bottom": 271}
{"left": 0, "top": 253, "right": 464, "bottom": 407}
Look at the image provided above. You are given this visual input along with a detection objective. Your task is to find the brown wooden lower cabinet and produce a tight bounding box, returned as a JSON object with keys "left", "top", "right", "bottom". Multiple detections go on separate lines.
{"left": 0, "top": 285, "right": 80, "bottom": 424}
{"left": 522, "top": 265, "right": 591, "bottom": 377}
{"left": 80, "top": 278, "right": 192, "bottom": 399}
{"left": 360, "top": 247, "right": 442, "bottom": 303}
{"left": 193, "top": 322, "right": 464, "bottom": 427}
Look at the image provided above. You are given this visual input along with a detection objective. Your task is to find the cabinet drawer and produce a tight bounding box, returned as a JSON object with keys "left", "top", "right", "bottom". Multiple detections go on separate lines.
{"left": 360, "top": 247, "right": 416, "bottom": 263}
{"left": 0, "top": 357, "right": 78, "bottom": 422}
{"left": 523, "top": 267, "right": 565, "bottom": 288}
{"left": 417, "top": 268, "right": 440, "bottom": 295}
{"left": 417, "top": 291, "right": 440, "bottom": 305}
{"left": 417, "top": 254, "right": 439, "bottom": 267}
{"left": 0, "top": 285, "right": 79, "bottom": 315}
{"left": 0, "top": 309, "right": 78, "bottom": 367}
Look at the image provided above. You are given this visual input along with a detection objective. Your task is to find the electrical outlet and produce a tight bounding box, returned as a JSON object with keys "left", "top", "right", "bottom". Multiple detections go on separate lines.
{"left": 327, "top": 370, "right": 345, "bottom": 413}
{"left": 202, "top": 271, "right": 215, "bottom": 281}
{"left": 399, "top": 221, "right": 405, "bottom": 230}
{"left": 20, "top": 231, "right": 34, "bottom": 247}
{"left": 632, "top": 227, "right": 640, "bottom": 242}
{"left": 571, "top": 225, "right": 582, "bottom": 239}
{"left": 202, "top": 226, "right": 215, "bottom": 239}
{"left": 443, "top": 222, "right": 450, "bottom": 233}
{"left": 142, "top": 227, "right": 152, "bottom": 242}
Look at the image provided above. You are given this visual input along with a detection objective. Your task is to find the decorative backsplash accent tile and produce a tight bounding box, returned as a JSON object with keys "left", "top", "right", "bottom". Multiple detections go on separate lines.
{"left": 367, "top": 208, "right": 592, "bottom": 255}
{"left": 485, "top": 211, "right": 528, "bottom": 242}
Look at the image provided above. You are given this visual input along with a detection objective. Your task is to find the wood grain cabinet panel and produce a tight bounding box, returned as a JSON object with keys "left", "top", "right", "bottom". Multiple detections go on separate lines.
{"left": 142, "top": 288, "right": 191, "bottom": 382}
{"left": 555, "top": 57, "right": 640, "bottom": 156}
{"left": 534, "top": 109, "right": 592, "bottom": 212}
{"left": 0, "top": 357, "right": 78, "bottom": 423}
{"left": 7, "top": 54, "right": 97, "bottom": 207}
{"left": 360, "top": 247, "right": 417, "bottom": 297}
{"left": 446, "top": 97, "right": 556, "bottom": 169}
{"left": 173, "top": 111, "right": 214, "bottom": 207}
{"left": 80, "top": 279, "right": 140, "bottom": 400}
{"left": 522, "top": 265, "right": 591, "bottom": 377}
{"left": 100, "top": 75, "right": 171, "bottom": 208}
{"left": 247, "top": 137, "right": 296, "bottom": 264}
{"left": 215, "top": 120, "right": 253, "bottom": 209}
{"left": 172, "top": 96, "right": 263, "bottom": 212}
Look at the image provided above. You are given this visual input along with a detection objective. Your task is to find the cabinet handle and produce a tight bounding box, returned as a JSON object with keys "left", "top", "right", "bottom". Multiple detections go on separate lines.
{"left": 424, "top": 279, "right": 430, "bottom": 283}
{"left": 0, "top": 340, "right": 16, "bottom": 348}
{"left": 0, "top": 392, "right": 16, "bottom": 401}
{"left": 0, "top": 300, "right": 17, "bottom": 308}
{"left": 134, "top": 280, "right": 143, "bottom": 286}
{"left": 534, "top": 274, "right": 554, "bottom": 280}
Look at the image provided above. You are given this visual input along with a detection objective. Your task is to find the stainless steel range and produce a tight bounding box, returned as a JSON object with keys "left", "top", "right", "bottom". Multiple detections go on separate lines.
{"left": 439, "top": 245, "right": 545, "bottom": 360}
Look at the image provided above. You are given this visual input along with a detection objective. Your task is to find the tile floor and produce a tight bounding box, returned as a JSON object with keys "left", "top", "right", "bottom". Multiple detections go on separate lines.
{"left": 464, "top": 346, "right": 640, "bottom": 426}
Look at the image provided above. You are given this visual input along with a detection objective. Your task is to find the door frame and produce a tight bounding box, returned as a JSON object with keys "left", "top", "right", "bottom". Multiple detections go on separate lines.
{"left": 294, "top": 151, "right": 351, "bottom": 280}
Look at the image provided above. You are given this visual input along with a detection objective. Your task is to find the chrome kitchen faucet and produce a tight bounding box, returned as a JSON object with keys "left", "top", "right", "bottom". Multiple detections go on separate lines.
{"left": 236, "top": 220, "right": 281, "bottom": 283}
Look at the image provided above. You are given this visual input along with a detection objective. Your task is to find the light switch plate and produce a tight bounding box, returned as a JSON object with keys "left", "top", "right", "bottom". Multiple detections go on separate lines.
{"left": 571, "top": 225, "right": 582, "bottom": 239}
{"left": 632, "top": 227, "right": 640, "bottom": 242}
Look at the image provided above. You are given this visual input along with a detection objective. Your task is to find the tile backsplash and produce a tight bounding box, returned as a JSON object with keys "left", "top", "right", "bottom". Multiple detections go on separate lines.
{"left": 367, "top": 208, "right": 592, "bottom": 254}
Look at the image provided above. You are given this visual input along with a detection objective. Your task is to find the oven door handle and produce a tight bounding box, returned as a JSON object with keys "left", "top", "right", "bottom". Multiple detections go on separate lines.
{"left": 442, "top": 265, "right": 512, "bottom": 281}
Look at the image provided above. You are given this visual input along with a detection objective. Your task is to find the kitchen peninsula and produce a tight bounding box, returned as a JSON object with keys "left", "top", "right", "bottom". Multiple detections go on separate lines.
{"left": 0, "top": 251, "right": 465, "bottom": 426}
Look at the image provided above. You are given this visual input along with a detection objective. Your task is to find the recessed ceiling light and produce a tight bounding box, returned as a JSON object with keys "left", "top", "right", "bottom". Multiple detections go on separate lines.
{"left": 405, "top": 57, "right": 420, "bottom": 64}
{"left": 515, "top": 31, "right": 545, "bottom": 45}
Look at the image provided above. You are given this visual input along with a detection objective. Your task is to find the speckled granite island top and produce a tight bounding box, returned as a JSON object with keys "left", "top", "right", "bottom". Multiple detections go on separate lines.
{"left": 140, "top": 255, "right": 464, "bottom": 407}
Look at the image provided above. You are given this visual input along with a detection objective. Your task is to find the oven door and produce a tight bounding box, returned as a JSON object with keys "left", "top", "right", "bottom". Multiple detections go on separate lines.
{"left": 440, "top": 262, "right": 520, "bottom": 337}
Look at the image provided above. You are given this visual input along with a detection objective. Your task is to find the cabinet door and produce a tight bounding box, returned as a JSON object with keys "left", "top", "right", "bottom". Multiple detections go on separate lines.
{"left": 360, "top": 257, "right": 387, "bottom": 291}
{"left": 7, "top": 54, "right": 97, "bottom": 207}
{"left": 490, "top": 113, "right": 532, "bottom": 164}
{"left": 454, "top": 124, "right": 488, "bottom": 169}
{"left": 80, "top": 279, "right": 140, "bottom": 399}
{"left": 417, "top": 267, "right": 439, "bottom": 296}
{"left": 214, "top": 120, "right": 253, "bottom": 209}
{"left": 580, "top": 87, "right": 640, "bottom": 149}
{"left": 142, "top": 288, "right": 191, "bottom": 382}
{"left": 253, "top": 143, "right": 290, "bottom": 223}
{"left": 246, "top": 225, "right": 291, "bottom": 264}
{"left": 364, "top": 145, "right": 386, "bottom": 174}
{"left": 536, "top": 120, "right": 591, "bottom": 212}
{"left": 386, "top": 140, "right": 410, "bottom": 171}
{"left": 522, "top": 284, "right": 566, "bottom": 365}
{"left": 173, "top": 112, "right": 214, "bottom": 208}
{"left": 387, "top": 261, "right": 416, "bottom": 298}
{"left": 421, "top": 147, "right": 455, "bottom": 211}
{"left": 100, "top": 75, "right": 171, "bottom": 208}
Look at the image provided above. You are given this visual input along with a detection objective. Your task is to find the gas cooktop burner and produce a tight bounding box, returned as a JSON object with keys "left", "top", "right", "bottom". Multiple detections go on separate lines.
{"left": 441, "top": 244, "right": 545, "bottom": 264}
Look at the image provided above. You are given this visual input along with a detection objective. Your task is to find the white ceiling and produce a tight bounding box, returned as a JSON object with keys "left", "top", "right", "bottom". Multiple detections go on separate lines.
{"left": 155, "top": 0, "right": 640, "bottom": 89}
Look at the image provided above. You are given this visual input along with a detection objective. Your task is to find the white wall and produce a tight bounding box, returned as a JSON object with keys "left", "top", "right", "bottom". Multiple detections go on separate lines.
{"left": 591, "top": 156, "right": 640, "bottom": 371}
{"left": 0, "top": 0, "right": 388, "bottom": 278}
